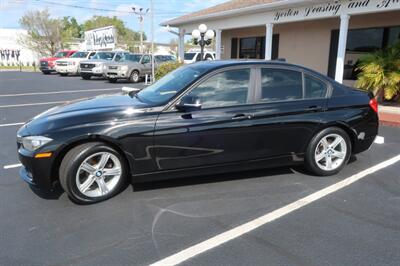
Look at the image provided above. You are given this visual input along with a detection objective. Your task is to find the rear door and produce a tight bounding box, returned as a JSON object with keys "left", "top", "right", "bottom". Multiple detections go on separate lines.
{"left": 251, "top": 66, "right": 329, "bottom": 158}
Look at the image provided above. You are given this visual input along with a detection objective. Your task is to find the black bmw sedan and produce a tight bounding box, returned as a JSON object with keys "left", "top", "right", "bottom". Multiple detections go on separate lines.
{"left": 17, "top": 60, "right": 379, "bottom": 203}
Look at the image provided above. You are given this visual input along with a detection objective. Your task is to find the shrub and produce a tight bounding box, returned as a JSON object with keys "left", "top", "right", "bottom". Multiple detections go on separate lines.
{"left": 356, "top": 42, "right": 400, "bottom": 102}
{"left": 155, "top": 61, "right": 183, "bottom": 80}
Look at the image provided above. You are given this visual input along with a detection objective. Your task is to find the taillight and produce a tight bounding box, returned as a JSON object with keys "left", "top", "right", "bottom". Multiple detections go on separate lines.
{"left": 369, "top": 98, "right": 378, "bottom": 113}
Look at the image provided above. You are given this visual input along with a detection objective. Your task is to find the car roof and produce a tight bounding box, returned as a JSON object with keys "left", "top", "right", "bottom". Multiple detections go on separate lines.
{"left": 191, "top": 60, "right": 330, "bottom": 80}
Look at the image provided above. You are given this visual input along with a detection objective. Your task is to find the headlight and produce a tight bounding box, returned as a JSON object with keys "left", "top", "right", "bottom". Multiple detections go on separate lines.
{"left": 22, "top": 136, "right": 53, "bottom": 151}
{"left": 121, "top": 66, "right": 128, "bottom": 71}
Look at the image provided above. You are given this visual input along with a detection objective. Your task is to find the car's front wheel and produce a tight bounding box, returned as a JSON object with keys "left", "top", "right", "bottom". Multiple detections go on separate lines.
{"left": 305, "top": 127, "right": 351, "bottom": 176}
{"left": 129, "top": 70, "right": 140, "bottom": 83}
{"left": 59, "top": 142, "right": 128, "bottom": 204}
{"left": 108, "top": 78, "right": 118, "bottom": 83}
{"left": 81, "top": 73, "right": 92, "bottom": 80}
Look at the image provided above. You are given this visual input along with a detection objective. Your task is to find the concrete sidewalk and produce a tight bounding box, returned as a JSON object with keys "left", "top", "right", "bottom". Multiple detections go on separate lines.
{"left": 379, "top": 105, "right": 400, "bottom": 127}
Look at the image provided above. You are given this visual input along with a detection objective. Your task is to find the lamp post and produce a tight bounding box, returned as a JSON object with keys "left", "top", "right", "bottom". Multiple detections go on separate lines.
{"left": 191, "top": 24, "right": 214, "bottom": 61}
{"left": 132, "top": 7, "right": 149, "bottom": 53}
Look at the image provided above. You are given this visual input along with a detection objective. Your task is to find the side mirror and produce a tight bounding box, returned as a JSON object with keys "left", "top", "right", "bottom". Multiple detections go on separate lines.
{"left": 175, "top": 95, "right": 202, "bottom": 112}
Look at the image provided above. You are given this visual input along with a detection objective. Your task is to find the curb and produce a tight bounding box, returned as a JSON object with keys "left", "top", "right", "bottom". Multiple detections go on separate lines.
{"left": 379, "top": 111, "right": 400, "bottom": 127}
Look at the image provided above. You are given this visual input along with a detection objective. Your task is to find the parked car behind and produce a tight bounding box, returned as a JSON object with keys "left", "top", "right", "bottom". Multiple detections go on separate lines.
{"left": 106, "top": 54, "right": 151, "bottom": 83}
{"left": 55, "top": 51, "right": 97, "bottom": 76}
{"left": 39, "top": 50, "right": 76, "bottom": 74}
{"left": 79, "top": 51, "right": 130, "bottom": 80}
{"left": 184, "top": 51, "right": 215, "bottom": 64}
{"left": 17, "top": 60, "right": 379, "bottom": 204}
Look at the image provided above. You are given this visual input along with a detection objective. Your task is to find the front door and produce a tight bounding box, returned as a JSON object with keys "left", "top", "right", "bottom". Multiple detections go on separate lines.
{"left": 153, "top": 67, "right": 259, "bottom": 171}
{"left": 140, "top": 55, "right": 152, "bottom": 75}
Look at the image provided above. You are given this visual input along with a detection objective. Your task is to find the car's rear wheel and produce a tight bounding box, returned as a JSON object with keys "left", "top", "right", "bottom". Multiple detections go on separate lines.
{"left": 305, "top": 127, "right": 351, "bottom": 176}
{"left": 59, "top": 142, "right": 128, "bottom": 204}
{"left": 129, "top": 70, "right": 140, "bottom": 83}
{"left": 108, "top": 78, "right": 118, "bottom": 83}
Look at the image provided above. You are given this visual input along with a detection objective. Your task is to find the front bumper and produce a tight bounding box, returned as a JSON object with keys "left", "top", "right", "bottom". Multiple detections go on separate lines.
{"left": 106, "top": 69, "right": 129, "bottom": 79}
{"left": 56, "top": 65, "right": 79, "bottom": 74}
{"left": 40, "top": 66, "right": 56, "bottom": 71}
{"left": 81, "top": 66, "right": 105, "bottom": 76}
{"left": 18, "top": 148, "right": 55, "bottom": 190}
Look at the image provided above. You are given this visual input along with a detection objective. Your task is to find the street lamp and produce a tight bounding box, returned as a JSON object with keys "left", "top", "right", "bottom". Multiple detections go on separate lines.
{"left": 191, "top": 24, "right": 214, "bottom": 61}
{"left": 132, "top": 7, "right": 150, "bottom": 53}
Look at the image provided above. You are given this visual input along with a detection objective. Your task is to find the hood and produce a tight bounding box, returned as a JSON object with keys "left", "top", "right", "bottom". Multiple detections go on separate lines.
{"left": 40, "top": 57, "right": 60, "bottom": 62}
{"left": 81, "top": 59, "right": 110, "bottom": 64}
{"left": 23, "top": 93, "right": 150, "bottom": 135}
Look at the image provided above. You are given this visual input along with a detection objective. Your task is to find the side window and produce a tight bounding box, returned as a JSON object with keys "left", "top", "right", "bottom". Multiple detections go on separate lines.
{"left": 141, "top": 55, "right": 150, "bottom": 64}
{"left": 260, "top": 68, "right": 303, "bottom": 102}
{"left": 205, "top": 53, "right": 213, "bottom": 60}
{"left": 305, "top": 74, "right": 328, "bottom": 99}
{"left": 89, "top": 52, "right": 96, "bottom": 59}
{"left": 187, "top": 68, "right": 251, "bottom": 109}
{"left": 195, "top": 53, "right": 201, "bottom": 61}
{"left": 114, "top": 54, "right": 122, "bottom": 62}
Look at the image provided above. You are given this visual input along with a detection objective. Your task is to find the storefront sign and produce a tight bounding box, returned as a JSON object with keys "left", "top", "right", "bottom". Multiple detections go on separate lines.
{"left": 274, "top": 0, "right": 400, "bottom": 22}
{"left": 84, "top": 26, "right": 117, "bottom": 50}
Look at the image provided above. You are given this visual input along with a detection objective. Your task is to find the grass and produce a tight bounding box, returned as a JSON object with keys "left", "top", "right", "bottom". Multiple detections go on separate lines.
{"left": 0, "top": 65, "right": 38, "bottom": 71}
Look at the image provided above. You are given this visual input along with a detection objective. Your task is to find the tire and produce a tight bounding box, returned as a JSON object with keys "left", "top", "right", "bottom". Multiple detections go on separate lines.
{"left": 305, "top": 127, "right": 352, "bottom": 176}
{"left": 81, "top": 73, "right": 92, "bottom": 80}
{"left": 60, "top": 73, "right": 68, "bottom": 76}
{"left": 59, "top": 142, "right": 128, "bottom": 204}
{"left": 42, "top": 71, "right": 50, "bottom": 75}
{"left": 108, "top": 78, "right": 118, "bottom": 83}
{"left": 129, "top": 70, "right": 140, "bottom": 83}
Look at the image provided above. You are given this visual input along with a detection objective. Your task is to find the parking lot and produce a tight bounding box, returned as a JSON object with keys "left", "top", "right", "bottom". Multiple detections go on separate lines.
{"left": 1, "top": 71, "right": 400, "bottom": 266}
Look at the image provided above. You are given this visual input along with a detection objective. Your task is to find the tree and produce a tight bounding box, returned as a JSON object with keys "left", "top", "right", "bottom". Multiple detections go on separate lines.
{"left": 62, "top": 16, "right": 83, "bottom": 39}
{"left": 356, "top": 42, "right": 400, "bottom": 102}
{"left": 19, "top": 10, "right": 66, "bottom": 56}
{"left": 82, "top": 16, "right": 144, "bottom": 50}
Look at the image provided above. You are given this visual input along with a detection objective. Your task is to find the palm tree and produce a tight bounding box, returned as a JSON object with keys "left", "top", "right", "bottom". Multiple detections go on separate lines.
{"left": 355, "top": 42, "right": 400, "bottom": 103}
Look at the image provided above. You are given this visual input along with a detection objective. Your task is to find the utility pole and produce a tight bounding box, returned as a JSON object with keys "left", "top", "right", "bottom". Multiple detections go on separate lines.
{"left": 132, "top": 7, "right": 149, "bottom": 53}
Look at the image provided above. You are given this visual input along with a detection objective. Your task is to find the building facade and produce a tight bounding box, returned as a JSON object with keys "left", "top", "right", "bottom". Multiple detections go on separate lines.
{"left": 163, "top": 0, "right": 400, "bottom": 85}
{"left": 0, "top": 28, "right": 40, "bottom": 66}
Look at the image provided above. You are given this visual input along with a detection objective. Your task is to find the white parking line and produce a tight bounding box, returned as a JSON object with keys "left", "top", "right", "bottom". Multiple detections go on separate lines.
{"left": 0, "top": 101, "right": 65, "bottom": 108}
{"left": 3, "top": 163, "right": 22, "bottom": 169}
{"left": 0, "top": 88, "right": 120, "bottom": 97}
{"left": 0, "top": 122, "right": 25, "bottom": 127}
{"left": 150, "top": 154, "right": 400, "bottom": 266}
{"left": 374, "top": 136, "right": 385, "bottom": 144}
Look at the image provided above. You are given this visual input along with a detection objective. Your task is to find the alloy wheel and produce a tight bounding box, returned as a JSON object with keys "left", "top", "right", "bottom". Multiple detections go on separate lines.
{"left": 76, "top": 152, "right": 122, "bottom": 198}
{"left": 314, "top": 133, "right": 347, "bottom": 171}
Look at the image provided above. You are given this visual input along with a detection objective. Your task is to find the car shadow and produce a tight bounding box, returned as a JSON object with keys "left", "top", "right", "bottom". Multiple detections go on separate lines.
{"left": 29, "top": 183, "right": 64, "bottom": 200}
{"left": 132, "top": 166, "right": 296, "bottom": 192}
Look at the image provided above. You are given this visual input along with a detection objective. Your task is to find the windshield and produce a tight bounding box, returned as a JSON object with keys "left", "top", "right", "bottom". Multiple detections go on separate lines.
{"left": 126, "top": 54, "right": 142, "bottom": 62}
{"left": 136, "top": 65, "right": 208, "bottom": 105}
{"left": 92, "top": 52, "right": 115, "bottom": 60}
{"left": 54, "top": 51, "right": 69, "bottom": 58}
{"left": 71, "top": 52, "right": 89, "bottom": 58}
{"left": 184, "top": 53, "right": 196, "bottom": 60}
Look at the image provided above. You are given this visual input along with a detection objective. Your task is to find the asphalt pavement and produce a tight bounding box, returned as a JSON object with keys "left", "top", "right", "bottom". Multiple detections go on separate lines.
{"left": 0, "top": 71, "right": 400, "bottom": 266}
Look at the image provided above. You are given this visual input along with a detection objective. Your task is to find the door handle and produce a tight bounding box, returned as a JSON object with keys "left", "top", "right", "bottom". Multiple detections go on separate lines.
{"left": 232, "top": 114, "right": 253, "bottom": 120}
{"left": 307, "top": 106, "right": 322, "bottom": 112}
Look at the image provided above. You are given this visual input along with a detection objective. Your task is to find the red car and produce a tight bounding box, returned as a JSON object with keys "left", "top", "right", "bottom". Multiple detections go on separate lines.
{"left": 39, "top": 50, "right": 76, "bottom": 74}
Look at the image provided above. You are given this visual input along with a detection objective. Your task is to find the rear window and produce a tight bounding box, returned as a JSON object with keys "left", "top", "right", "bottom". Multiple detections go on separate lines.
{"left": 260, "top": 68, "right": 303, "bottom": 102}
{"left": 305, "top": 75, "right": 328, "bottom": 99}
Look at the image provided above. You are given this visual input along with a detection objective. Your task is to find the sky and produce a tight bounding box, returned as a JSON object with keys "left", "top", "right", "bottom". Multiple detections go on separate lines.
{"left": 0, "top": 0, "right": 227, "bottom": 43}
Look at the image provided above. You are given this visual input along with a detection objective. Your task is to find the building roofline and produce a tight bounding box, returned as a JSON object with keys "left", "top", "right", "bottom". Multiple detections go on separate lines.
{"left": 161, "top": 0, "right": 328, "bottom": 27}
